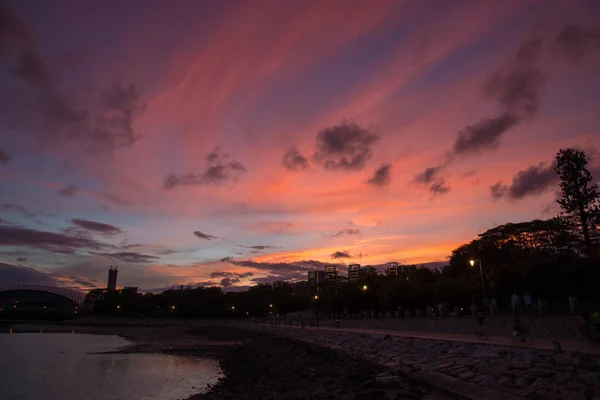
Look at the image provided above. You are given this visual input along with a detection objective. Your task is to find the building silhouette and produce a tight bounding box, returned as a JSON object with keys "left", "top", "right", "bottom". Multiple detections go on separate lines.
{"left": 107, "top": 266, "right": 118, "bottom": 291}
{"left": 325, "top": 265, "right": 337, "bottom": 282}
{"left": 387, "top": 262, "right": 417, "bottom": 275}
{"left": 308, "top": 270, "right": 325, "bottom": 287}
{"left": 387, "top": 262, "right": 400, "bottom": 276}
{"left": 348, "top": 264, "right": 365, "bottom": 282}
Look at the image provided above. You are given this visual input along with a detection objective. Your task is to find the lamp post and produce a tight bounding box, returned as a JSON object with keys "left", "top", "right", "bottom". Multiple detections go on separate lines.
{"left": 469, "top": 259, "right": 485, "bottom": 299}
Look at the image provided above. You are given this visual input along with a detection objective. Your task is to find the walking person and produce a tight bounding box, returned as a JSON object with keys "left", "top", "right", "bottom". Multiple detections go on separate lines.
{"left": 524, "top": 292, "right": 533, "bottom": 315}
{"left": 490, "top": 297, "right": 498, "bottom": 316}
{"left": 511, "top": 292, "right": 520, "bottom": 316}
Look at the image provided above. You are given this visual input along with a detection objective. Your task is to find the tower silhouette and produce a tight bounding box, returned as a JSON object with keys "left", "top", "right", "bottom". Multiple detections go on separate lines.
{"left": 107, "top": 266, "right": 118, "bottom": 291}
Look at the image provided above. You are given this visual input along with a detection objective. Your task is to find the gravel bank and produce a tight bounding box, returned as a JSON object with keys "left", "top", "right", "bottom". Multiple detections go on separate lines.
{"left": 248, "top": 325, "right": 600, "bottom": 400}
{"left": 190, "top": 326, "right": 451, "bottom": 400}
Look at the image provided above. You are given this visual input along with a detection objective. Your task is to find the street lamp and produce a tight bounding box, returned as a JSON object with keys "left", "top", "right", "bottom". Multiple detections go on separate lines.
{"left": 362, "top": 285, "right": 368, "bottom": 291}
{"left": 269, "top": 304, "right": 273, "bottom": 308}
{"left": 469, "top": 259, "right": 485, "bottom": 298}
{"left": 314, "top": 295, "right": 319, "bottom": 300}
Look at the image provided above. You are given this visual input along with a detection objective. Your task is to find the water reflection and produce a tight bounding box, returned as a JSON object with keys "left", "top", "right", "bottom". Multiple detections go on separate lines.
{"left": 0, "top": 333, "right": 222, "bottom": 400}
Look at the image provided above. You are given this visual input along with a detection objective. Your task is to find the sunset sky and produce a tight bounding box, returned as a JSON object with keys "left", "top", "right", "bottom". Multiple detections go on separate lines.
{"left": 1, "top": 0, "right": 599, "bottom": 292}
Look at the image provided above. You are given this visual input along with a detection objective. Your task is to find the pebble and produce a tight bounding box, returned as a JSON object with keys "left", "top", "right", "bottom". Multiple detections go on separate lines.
{"left": 251, "top": 325, "right": 600, "bottom": 398}
{"left": 578, "top": 371, "right": 600, "bottom": 386}
{"left": 457, "top": 371, "right": 475, "bottom": 380}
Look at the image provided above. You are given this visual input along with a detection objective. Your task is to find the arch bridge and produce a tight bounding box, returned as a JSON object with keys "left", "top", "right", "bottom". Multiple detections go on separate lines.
{"left": 0, "top": 285, "right": 86, "bottom": 306}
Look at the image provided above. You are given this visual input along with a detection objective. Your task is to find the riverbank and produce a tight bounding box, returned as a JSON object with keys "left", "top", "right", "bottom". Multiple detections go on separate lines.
{"left": 2, "top": 321, "right": 449, "bottom": 399}
{"left": 248, "top": 324, "right": 600, "bottom": 400}
{"left": 188, "top": 326, "right": 448, "bottom": 400}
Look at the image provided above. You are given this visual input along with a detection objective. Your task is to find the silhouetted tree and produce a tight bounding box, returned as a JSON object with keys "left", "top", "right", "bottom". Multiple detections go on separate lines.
{"left": 555, "top": 148, "right": 600, "bottom": 258}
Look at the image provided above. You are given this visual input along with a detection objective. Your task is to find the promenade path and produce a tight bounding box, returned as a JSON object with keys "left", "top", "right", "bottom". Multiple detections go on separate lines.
{"left": 290, "top": 324, "right": 600, "bottom": 355}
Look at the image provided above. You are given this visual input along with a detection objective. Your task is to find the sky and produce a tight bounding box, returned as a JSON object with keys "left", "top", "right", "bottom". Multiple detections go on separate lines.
{"left": 1, "top": 0, "right": 600, "bottom": 293}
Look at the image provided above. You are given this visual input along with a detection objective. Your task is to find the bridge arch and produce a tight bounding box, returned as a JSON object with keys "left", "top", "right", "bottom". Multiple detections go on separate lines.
{"left": 0, "top": 285, "right": 86, "bottom": 306}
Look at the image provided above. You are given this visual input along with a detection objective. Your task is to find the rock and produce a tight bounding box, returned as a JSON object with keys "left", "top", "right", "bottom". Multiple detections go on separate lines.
{"left": 559, "top": 390, "right": 585, "bottom": 400}
{"left": 555, "top": 374, "right": 573, "bottom": 384}
{"left": 562, "top": 381, "right": 584, "bottom": 391}
{"left": 508, "top": 361, "right": 530, "bottom": 370}
{"left": 448, "top": 367, "right": 469, "bottom": 377}
{"left": 436, "top": 361, "right": 456, "bottom": 369}
{"left": 480, "top": 376, "right": 497, "bottom": 386}
{"left": 374, "top": 376, "right": 403, "bottom": 388}
{"left": 515, "top": 377, "right": 529, "bottom": 387}
{"left": 477, "top": 364, "right": 507, "bottom": 378}
{"left": 470, "top": 375, "right": 487, "bottom": 384}
{"left": 354, "top": 390, "right": 385, "bottom": 399}
{"left": 578, "top": 371, "right": 600, "bottom": 386}
{"left": 528, "top": 368, "right": 554, "bottom": 378}
{"left": 458, "top": 371, "right": 475, "bottom": 380}
{"left": 498, "top": 376, "right": 511, "bottom": 386}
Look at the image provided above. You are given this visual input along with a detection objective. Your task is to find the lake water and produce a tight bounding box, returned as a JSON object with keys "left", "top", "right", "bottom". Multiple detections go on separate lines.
{"left": 0, "top": 333, "right": 222, "bottom": 400}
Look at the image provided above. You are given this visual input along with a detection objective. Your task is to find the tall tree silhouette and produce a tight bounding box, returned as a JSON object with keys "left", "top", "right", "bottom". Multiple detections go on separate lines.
{"left": 555, "top": 148, "right": 600, "bottom": 258}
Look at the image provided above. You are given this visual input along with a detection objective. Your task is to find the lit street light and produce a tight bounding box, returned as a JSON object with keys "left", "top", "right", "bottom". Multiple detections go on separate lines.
{"left": 231, "top": 306, "right": 236, "bottom": 311}
{"left": 314, "top": 295, "right": 319, "bottom": 300}
{"left": 269, "top": 304, "right": 273, "bottom": 308}
{"left": 362, "top": 285, "right": 368, "bottom": 291}
{"left": 470, "top": 259, "right": 486, "bottom": 298}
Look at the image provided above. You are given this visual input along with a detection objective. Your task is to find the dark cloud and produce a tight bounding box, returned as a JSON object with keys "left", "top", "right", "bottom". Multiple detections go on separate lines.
{"left": 282, "top": 148, "right": 309, "bottom": 171}
{"left": 193, "top": 231, "right": 218, "bottom": 240}
{"left": 451, "top": 38, "right": 545, "bottom": 156}
{"left": 71, "top": 219, "right": 123, "bottom": 236}
{"left": 430, "top": 179, "right": 451, "bottom": 196}
{"left": 239, "top": 245, "right": 276, "bottom": 254}
{"left": 208, "top": 270, "right": 255, "bottom": 288}
{"left": 241, "top": 221, "right": 296, "bottom": 234}
{"left": 0, "top": 3, "right": 145, "bottom": 155}
{"left": 331, "top": 250, "right": 351, "bottom": 259}
{"left": 165, "top": 148, "right": 246, "bottom": 189}
{"left": 58, "top": 184, "right": 77, "bottom": 197}
{"left": 92, "top": 251, "right": 159, "bottom": 263}
{"left": 220, "top": 277, "right": 239, "bottom": 287}
{"left": 491, "top": 161, "right": 557, "bottom": 200}
{"left": 10, "top": 50, "right": 51, "bottom": 86}
{"left": 333, "top": 228, "right": 361, "bottom": 238}
{"left": 0, "top": 2, "right": 34, "bottom": 57}
{"left": 209, "top": 271, "right": 254, "bottom": 279}
{"left": 414, "top": 165, "right": 444, "bottom": 184}
{"left": 0, "top": 203, "right": 54, "bottom": 222}
{"left": 0, "top": 147, "right": 11, "bottom": 164}
{"left": 452, "top": 112, "right": 519, "bottom": 155}
{"left": 220, "top": 256, "right": 232, "bottom": 262}
{"left": 0, "top": 262, "right": 55, "bottom": 286}
{"left": 102, "top": 193, "right": 132, "bottom": 207}
{"left": 313, "top": 122, "right": 379, "bottom": 171}
{"left": 224, "top": 259, "right": 337, "bottom": 282}
{"left": 483, "top": 38, "right": 546, "bottom": 119}
{"left": 0, "top": 224, "right": 105, "bottom": 254}
{"left": 48, "top": 272, "right": 98, "bottom": 290}
{"left": 552, "top": 24, "right": 600, "bottom": 63}
{"left": 490, "top": 181, "right": 508, "bottom": 200}
{"left": 414, "top": 165, "right": 450, "bottom": 196}
{"left": 16, "top": 257, "right": 27, "bottom": 262}
{"left": 367, "top": 163, "right": 391, "bottom": 187}
{"left": 244, "top": 245, "right": 274, "bottom": 250}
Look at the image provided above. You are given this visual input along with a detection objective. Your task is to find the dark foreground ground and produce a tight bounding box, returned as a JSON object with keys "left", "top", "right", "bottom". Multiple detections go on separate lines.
{"left": 189, "top": 326, "right": 445, "bottom": 400}
{"left": 6, "top": 321, "right": 449, "bottom": 400}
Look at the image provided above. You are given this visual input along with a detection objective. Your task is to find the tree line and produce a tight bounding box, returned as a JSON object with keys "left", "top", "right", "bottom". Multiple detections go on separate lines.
{"left": 85, "top": 148, "right": 599, "bottom": 318}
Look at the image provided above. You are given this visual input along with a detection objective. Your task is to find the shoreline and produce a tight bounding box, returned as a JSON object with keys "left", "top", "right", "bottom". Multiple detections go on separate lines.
{"left": 3, "top": 321, "right": 451, "bottom": 399}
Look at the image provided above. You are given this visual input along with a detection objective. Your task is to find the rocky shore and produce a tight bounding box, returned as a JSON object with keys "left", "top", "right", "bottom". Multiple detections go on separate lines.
{"left": 248, "top": 325, "right": 600, "bottom": 400}
{"left": 190, "top": 326, "right": 447, "bottom": 400}
{"left": 25, "top": 322, "right": 448, "bottom": 399}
